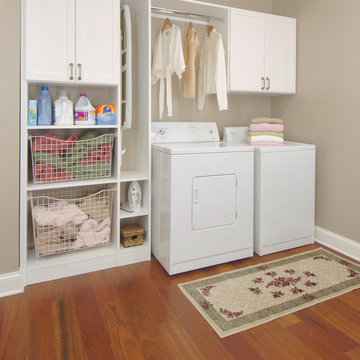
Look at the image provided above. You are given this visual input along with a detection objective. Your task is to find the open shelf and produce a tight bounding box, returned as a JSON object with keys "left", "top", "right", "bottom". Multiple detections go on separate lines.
{"left": 120, "top": 170, "right": 149, "bottom": 182}
{"left": 120, "top": 206, "right": 149, "bottom": 219}
{"left": 28, "top": 125, "right": 118, "bottom": 130}
{"left": 27, "top": 176, "right": 118, "bottom": 191}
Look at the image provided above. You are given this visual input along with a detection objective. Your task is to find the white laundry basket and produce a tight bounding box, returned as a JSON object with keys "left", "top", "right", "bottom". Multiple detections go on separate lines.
{"left": 29, "top": 186, "right": 115, "bottom": 257}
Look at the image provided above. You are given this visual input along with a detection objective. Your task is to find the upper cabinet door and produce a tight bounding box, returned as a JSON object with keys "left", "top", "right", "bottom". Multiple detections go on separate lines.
{"left": 264, "top": 15, "right": 296, "bottom": 94}
{"left": 75, "top": 0, "right": 120, "bottom": 84}
{"left": 26, "top": 0, "right": 76, "bottom": 82}
{"left": 229, "top": 9, "right": 264, "bottom": 92}
{"left": 228, "top": 8, "right": 296, "bottom": 94}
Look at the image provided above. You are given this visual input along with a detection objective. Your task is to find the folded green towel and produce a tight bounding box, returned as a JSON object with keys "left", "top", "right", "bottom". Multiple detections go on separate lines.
{"left": 248, "top": 131, "right": 284, "bottom": 138}
{"left": 79, "top": 130, "right": 103, "bottom": 141}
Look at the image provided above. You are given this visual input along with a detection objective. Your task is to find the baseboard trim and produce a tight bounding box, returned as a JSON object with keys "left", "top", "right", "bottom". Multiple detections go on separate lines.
{"left": 315, "top": 226, "right": 360, "bottom": 262}
{"left": 0, "top": 271, "right": 24, "bottom": 298}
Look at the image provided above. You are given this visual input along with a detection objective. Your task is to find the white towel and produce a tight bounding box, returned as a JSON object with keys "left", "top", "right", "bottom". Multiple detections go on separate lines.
{"left": 247, "top": 135, "right": 284, "bottom": 143}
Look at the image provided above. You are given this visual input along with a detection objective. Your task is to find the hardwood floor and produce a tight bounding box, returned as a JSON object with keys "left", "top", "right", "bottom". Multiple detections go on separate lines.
{"left": 0, "top": 244, "right": 359, "bottom": 359}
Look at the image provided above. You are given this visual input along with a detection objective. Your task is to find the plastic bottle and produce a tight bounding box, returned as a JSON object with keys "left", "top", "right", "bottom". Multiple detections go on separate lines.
{"left": 37, "top": 86, "right": 52, "bottom": 125}
{"left": 74, "top": 93, "right": 96, "bottom": 125}
{"left": 54, "top": 90, "right": 74, "bottom": 126}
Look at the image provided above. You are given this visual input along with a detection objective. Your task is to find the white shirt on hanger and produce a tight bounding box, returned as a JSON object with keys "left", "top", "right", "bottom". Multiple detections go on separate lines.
{"left": 152, "top": 24, "right": 186, "bottom": 119}
{"left": 197, "top": 29, "right": 228, "bottom": 111}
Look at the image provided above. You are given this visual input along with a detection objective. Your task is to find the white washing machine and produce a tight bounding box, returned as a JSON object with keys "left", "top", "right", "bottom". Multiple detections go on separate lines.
{"left": 151, "top": 122, "right": 254, "bottom": 275}
{"left": 223, "top": 127, "right": 316, "bottom": 256}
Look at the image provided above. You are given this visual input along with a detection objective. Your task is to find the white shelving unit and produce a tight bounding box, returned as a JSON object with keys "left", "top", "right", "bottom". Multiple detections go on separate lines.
{"left": 20, "top": 0, "right": 151, "bottom": 286}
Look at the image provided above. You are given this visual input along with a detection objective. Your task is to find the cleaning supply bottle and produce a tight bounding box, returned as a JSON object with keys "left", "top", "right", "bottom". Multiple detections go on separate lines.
{"left": 54, "top": 90, "right": 74, "bottom": 126}
{"left": 37, "top": 86, "right": 52, "bottom": 125}
{"left": 74, "top": 93, "right": 96, "bottom": 125}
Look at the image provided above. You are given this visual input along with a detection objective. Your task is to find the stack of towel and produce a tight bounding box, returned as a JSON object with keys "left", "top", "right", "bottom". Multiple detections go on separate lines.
{"left": 247, "top": 117, "right": 284, "bottom": 146}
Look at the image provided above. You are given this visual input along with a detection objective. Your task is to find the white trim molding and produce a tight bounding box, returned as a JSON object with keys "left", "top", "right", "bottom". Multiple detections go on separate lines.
{"left": 315, "top": 226, "right": 360, "bottom": 262}
{"left": 0, "top": 272, "right": 24, "bottom": 298}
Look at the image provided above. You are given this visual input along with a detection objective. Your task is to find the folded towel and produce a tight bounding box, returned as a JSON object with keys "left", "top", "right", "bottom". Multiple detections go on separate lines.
{"left": 248, "top": 131, "right": 284, "bottom": 138}
{"left": 249, "top": 123, "right": 284, "bottom": 132}
{"left": 248, "top": 141, "right": 284, "bottom": 146}
{"left": 247, "top": 135, "right": 284, "bottom": 143}
{"left": 252, "top": 117, "right": 283, "bottom": 124}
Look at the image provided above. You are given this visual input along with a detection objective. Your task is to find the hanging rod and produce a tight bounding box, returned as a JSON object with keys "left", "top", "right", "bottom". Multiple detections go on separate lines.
{"left": 151, "top": 6, "right": 224, "bottom": 23}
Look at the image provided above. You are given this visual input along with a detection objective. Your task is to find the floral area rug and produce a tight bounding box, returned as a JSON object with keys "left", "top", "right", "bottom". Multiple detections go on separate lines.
{"left": 178, "top": 248, "right": 360, "bottom": 338}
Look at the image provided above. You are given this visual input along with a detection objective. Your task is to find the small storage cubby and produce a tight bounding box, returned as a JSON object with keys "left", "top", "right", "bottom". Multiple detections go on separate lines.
{"left": 120, "top": 215, "right": 149, "bottom": 249}
{"left": 25, "top": 184, "right": 119, "bottom": 284}
{"left": 120, "top": 180, "right": 149, "bottom": 219}
{"left": 27, "top": 82, "right": 119, "bottom": 123}
{"left": 120, "top": 0, "right": 150, "bottom": 183}
{"left": 28, "top": 129, "right": 117, "bottom": 184}
{"left": 29, "top": 185, "right": 116, "bottom": 257}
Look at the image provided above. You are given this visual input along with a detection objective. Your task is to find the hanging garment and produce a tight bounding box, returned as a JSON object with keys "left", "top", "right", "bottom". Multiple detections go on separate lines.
{"left": 197, "top": 29, "right": 228, "bottom": 111}
{"left": 152, "top": 24, "right": 186, "bottom": 119}
{"left": 183, "top": 26, "right": 199, "bottom": 99}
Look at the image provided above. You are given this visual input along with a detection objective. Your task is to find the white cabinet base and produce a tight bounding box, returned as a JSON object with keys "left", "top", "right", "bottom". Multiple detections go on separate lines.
{"left": 255, "top": 236, "right": 314, "bottom": 257}
{"left": 254, "top": 143, "right": 316, "bottom": 256}
{"left": 168, "top": 248, "right": 253, "bottom": 275}
{"left": 26, "top": 247, "right": 118, "bottom": 285}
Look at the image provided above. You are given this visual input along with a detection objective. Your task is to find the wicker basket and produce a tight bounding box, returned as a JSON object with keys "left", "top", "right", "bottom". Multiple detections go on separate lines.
{"left": 120, "top": 224, "right": 145, "bottom": 248}
{"left": 29, "top": 133, "right": 115, "bottom": 183}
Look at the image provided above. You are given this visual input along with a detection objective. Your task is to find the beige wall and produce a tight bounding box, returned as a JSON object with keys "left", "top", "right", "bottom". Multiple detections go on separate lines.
{"left": 272, "top": 0, "right": 360, "bottom": 243}
{"left": 0, "top": 0, "right": 20, "bottom": 273}
{"left": 151, "top": 0, "right": 273, "bottom": 137}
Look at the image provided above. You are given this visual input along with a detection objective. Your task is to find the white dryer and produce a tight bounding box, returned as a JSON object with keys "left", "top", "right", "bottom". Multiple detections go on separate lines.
{"left": 223, "top": 127, "right": 316, "bottom": 256}
{"left": 151, "top": 122, "right": 254, "bottom": 275}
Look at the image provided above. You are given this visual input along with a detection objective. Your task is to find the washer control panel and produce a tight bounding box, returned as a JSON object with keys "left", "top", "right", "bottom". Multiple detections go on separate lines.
{"left": 151, "top": 122, "right": 220, "bottom": 143}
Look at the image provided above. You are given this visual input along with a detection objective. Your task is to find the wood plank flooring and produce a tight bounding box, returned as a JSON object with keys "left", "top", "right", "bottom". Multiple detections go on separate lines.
{"left": 0, "top": 244, "right": 360, "bottom": 359}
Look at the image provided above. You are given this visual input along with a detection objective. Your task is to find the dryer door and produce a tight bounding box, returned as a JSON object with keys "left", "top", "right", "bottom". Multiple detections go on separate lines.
{"left": 192, "top": 174, "right": 237, "bottom": 230}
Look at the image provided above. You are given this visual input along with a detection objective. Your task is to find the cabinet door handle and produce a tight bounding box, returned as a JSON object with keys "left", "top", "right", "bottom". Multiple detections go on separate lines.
{"left": 69, "top": 63, "right": 74, "bottom": 80}
{"left": 77, "top": 63, "right": 82, "bottom": 81}
{"left": 266, "top": 77, "right": 270, "bottom": 90}
{"left": 261, "top": 77, "right": 265, "bottom": 90}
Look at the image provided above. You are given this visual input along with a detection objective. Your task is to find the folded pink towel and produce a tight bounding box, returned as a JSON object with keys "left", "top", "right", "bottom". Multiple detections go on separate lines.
{"left": 248, "top": 141, "right": 284, "bottom": 146}
{"left": 249, "top": 123, "right": 284, "bottom": 132}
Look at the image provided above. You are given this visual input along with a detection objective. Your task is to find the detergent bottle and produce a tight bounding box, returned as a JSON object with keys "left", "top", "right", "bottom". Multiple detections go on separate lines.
{"left": 54, "top": 90, "right": 74, "bottom": 126}
{"left": 74, "top": 93, "right": 96, "bottom": 125}
{"left": 37, "top": 86, "right": 52, "bottom": 125}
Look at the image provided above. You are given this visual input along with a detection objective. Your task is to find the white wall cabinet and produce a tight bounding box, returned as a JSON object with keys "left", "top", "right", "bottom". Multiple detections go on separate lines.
{"left": 229, "top": 8, "right": 296, "bottom": 94}
{"left": 25, "top": 0, "right": 120, "bottom": 84}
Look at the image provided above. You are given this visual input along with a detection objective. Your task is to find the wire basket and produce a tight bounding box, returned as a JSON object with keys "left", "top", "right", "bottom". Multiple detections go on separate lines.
{"left": 29, "top": 187, "right": 115, "bottom": 257}
{"left": 29, "top": 133, "right": 115, "bottom": 183}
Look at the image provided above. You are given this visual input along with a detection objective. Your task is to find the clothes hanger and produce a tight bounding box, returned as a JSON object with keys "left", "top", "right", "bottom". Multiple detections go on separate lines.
{"left": 186, "top": 21, "right": 193, "bottom": 37}
{"left": 161, "top": 17, "right": 173, "bottom": 33}
{"left": 207, "top": 24, "right": 214, "bottom": 37}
